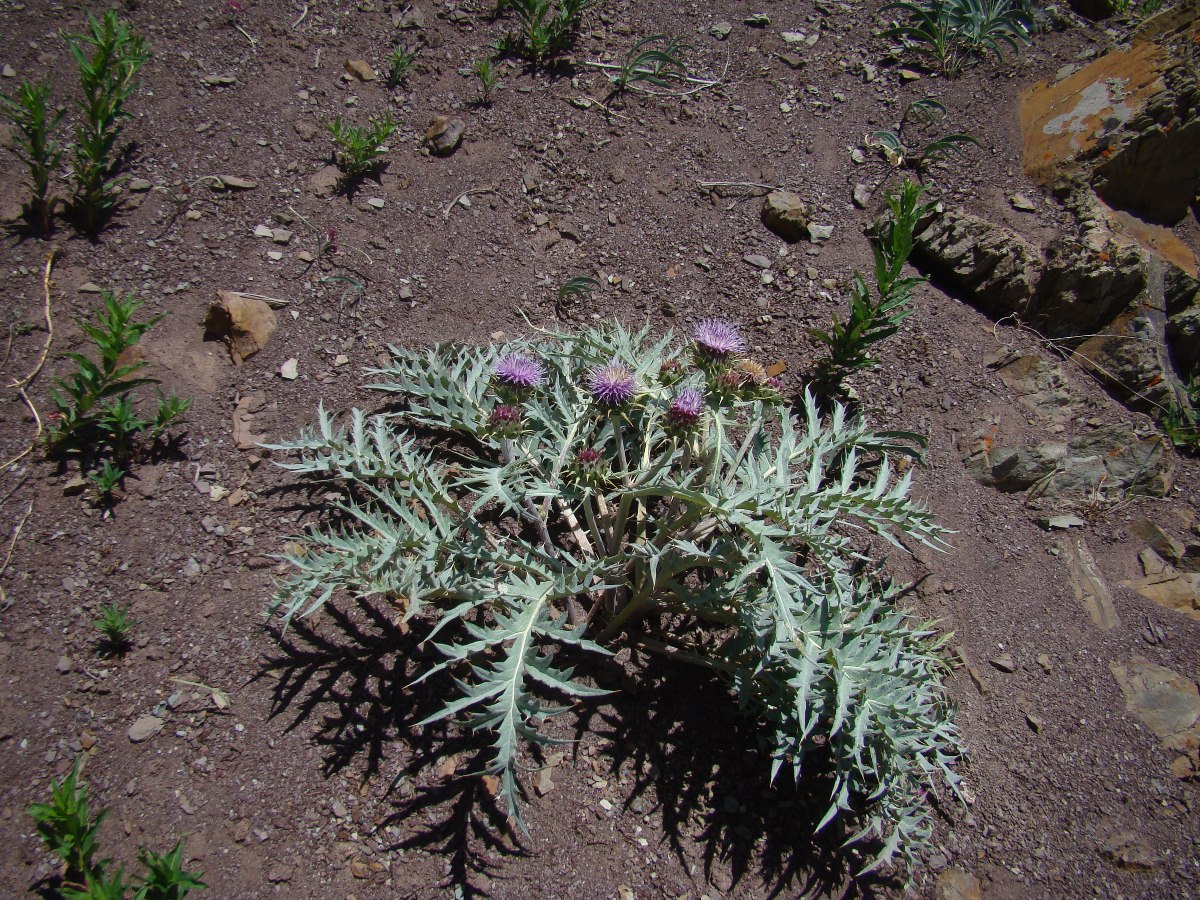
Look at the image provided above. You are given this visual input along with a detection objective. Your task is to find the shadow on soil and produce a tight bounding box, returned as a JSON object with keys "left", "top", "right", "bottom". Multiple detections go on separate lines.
{"left": 260, "top": 598, "right": 901, "bottom": 899}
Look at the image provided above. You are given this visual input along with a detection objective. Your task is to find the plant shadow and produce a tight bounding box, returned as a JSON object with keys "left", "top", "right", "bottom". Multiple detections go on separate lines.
{"left": 575, "top": 652, "right": 892, "bottom": 899}
{"left": 259, "top": 596, "right": 902, "bottom": 898}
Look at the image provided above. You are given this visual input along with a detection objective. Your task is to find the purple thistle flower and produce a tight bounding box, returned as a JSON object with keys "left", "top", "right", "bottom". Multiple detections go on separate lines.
{"left": 587, "top": 363, "right": 636, "bottom": 407}
{"left": 766, "top": 375, "right": 784, "bottom": 391}
{"left": 577, "top": 448, "right": 602, "bottom": 465}
{"left": 693, "top": 318, "right": 745, "bottom": 357}
{"left": 668, "top": 387, "right": 704, "bottom": 427}
{"left": 494, "top": 353, "right": 545, "bottom": 390}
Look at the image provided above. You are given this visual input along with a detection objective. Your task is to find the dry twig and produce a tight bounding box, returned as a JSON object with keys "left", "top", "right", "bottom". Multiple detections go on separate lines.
{"left": 443, "top": 187, "right": 497, "bottom": 221}
{"left": 1, "top": 251, "right": 57, "bottom": 471}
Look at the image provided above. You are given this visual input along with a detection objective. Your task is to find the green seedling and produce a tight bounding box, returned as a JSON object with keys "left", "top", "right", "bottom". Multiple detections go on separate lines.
{"left": 29, "top": 758, "right": 205, "bottom": 898}
{"left": 497, "top": 0, "right": 592, "bottom": 66}
{"left": 555, "top": 274, "right": 600, "bottom": 316}
{"left": 881, "top": 0, "right": 1032, "bottom": 76}
{"left": 810, "top": 178, "right": 937, "bottom": 391}
{"left": 134, "top": 841, "right": 207, "bottom": 900}
{"left": 62, "top": 10, "right": 150, "bottom": 234}
{"left": 28, "top": 758, "right": 104, "bottom": 882}
{"left": 88, "top": 460, "right": 126, "bottom": 502}
{"left": 386, "top": 46, "right": 418, "bottom": 88}
{"left": 94, "top": 600, "right": 136, "bottom": 651}
{"left": 608, "top": 34, "right": 691, "bottom": 94}
{"left": 1161, "top": 377, "right": 1200, "bottom": 454}
{"left": 867, "top": 98, "right": 980, "bottom": 171}
{"left": 0, "top": 79, "right": 66, "bottom": 235}
{"left": 48, "top": 290, "right": 189, "bottom": 473}
{"left": 328, "top": 113, "right": 395, "bottom": 180}
{"left": 472, "top": 57, "right": 499, "bottom": 105}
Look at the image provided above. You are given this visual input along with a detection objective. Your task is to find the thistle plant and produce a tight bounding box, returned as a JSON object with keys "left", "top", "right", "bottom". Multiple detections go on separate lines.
{"left": 881, "top": 0, "right": 1032, "bottom": 76}
{"left": 811, "top": 179, "right": 937, "bottom": 393}
{"left": 0, "top": 79, "right": 66, "bottom": 235}
{"left": 327, "top": 113, "right": 395, "bottom": 181}
{"left": 63, "top": 10, "right": 150, "bottom": 234}
{"left": 607, "top": 34, "right": 692, "bottom": 95}
{"left": 269, "top": 316, "right": 962, "bottom": 872}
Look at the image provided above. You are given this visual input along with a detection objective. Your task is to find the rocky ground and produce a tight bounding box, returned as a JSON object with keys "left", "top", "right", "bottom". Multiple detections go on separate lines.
{"left": 0, "top": 0, "right": 1199, "bottom": 897}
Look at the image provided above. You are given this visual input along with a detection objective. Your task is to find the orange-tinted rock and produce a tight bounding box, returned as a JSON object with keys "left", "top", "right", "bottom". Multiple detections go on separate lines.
{"left": 1019, "top": 41, "right": 1168, "bottom": 180}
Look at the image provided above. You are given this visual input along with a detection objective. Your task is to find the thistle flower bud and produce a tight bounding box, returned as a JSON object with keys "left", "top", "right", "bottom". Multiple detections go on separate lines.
{"left": 488, "top": 403, "right": 523, "bottom": 436}
{"left": 668, "top": 387, "right": 704, "bottom": 428}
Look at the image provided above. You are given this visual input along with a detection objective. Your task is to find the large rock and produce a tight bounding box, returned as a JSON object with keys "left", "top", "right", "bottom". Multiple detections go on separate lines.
{"left": 204, "top": 290, "right": 278, "bottom": 363}
{"left": 964, "top": 422, "right": 1173, "bottom": 498}
{"left": 760, "top": 191, "right": 810, "bottom": 243}
{"left": 910, "top": 209, "right": 1038, "bottom": 318}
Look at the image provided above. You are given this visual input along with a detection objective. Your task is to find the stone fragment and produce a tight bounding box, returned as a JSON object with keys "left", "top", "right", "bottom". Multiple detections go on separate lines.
{"left": 776, "top": 53, "right": 805, "bottom": 69}
{"left": 1120, "top": 570, "right": 1200, "bottom": 620}
{"left": 852, "top": 183, "right": 871, "bottom": 209}
{"left": 1130, "top": 520, "right": 1186, "bottom": 564}
{"left": 217, "top": 175, "right": 257, "bottom": 190}
{"left": 395, "top": 3, "right": 425, "bottom": 28}
{"left": 761, "top": 192, "right": 811, "bottom": 243}
{"left": 280, "top": 358, "right": 298, "bottom": 380}
{"left": 964, "top": 423, "right": 1171, "bottom": 498}
{"left": 56, "top": 655, "right": 72, "bottom": 675}
{"left": 204, "top": 291, "right": 278, "bottom": 363}
{"left": 913, "top": 209, "right": 1039, "bottom": 318}
{"left": 62, "top": 476, "right": 89, "bottom": 496}
{"left": 986, "top": 350, "right": 1074, "bottom": 418}
{"left": 1010, "top": 192, "right": 1037, "bottom": 211}
{"left": 345, "top": 59, "right": 376, "bottom": 81}
{"left": 807, "top": 223, "right": 834, "bottom": 243}
{"left": 1101, "top": 830, "right": 1160, "bottom": 871}
{"left": 253, "top": 224, "right": 273, "bottom": 239}
{"left": 935, "top": 868, "right": 982, "bottom": 900}
{"left": 128, "top": 715, "right": 164, "bottom": 743}
{"left": 423, "top": 115, "right": 464, "bottom": 156}
{"left": 990, "top": 653, "right": 1016, "bottom": 673}
{"left": 1062, "top": 534, "right": 1120, "bottom": 629}
{"left": 743, "top": 253, "right": 772, "bottom": 270}
{"left": 709, "top": 21, "right": 732, "bottom": 39}
{"left": 1110, "top": 657, "right": 1200, "bottom": 744}
{"left": 308, "top": 164, "right": 341, "bottom": 198}
{"left": 128, "top": 178, "right": 153, "bottom": 192}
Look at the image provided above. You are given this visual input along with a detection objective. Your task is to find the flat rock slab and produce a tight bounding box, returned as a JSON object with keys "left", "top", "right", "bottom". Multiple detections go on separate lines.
{"left": 1061, "top": 535, "right": 1120, "bottom": 630}
{"left": 204, "top": 290, "right": 278, "bottom": 363}
{"left": 1019, "top": 40, "right": 1167, "bottom": 180}
{"left": 128, "top": 715, "right": 164, "bottom": 743}
{"left": 1110, "top": 657, "right": 1200, "bottom": 747}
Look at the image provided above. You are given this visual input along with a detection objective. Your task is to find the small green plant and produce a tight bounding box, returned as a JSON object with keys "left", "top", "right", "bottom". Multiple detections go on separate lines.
{"left": 29, "top": 759, "right": 204, "bottom": 898}
{"left": 89, "top": 460, "right": 126, "bottom": 505}
{"left": 94, "top": 600, "right": 136, "bottom": 650}
{"left": 62, "top": 10, "right": 150, "bottom": 234}
{"left": 881, "top": 0, "right": 1032, "bottom": 76}
{"left": 811, "top": 179, "right": 937, "bottom": 391}
{"left": 28, "top": 758, "right": 104, "bottom": 882}
{"left": 607, "top": 34, "right": 692, "bottom": 95}
{"left": 270, "top": 312, "right": 961, "bottom": 872}
{"left": 327, "top": 113, "right": 395, "bottom": 180}
{"left": 49, "top": 290, "right": 190, "bottom": 474}
{"left": 0, "top": 79, "right": 66, "bottom": 235}
{"left": 1161, "top": 377, "right": 1200, "bottom": 454}
{"left": 386, "top": 46, "right": 418, "bottom": 88}
{"left": 867, "top": 98, "right": 980, "bottom": 171}
{"left": 134, "top": 841, "right": 207, "bottom": 900}
{"left": 497, "top": 0, "right": 592, "bottom": 66}
{"left": 472, "top": 57, "right": 499, "bottom": 105}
